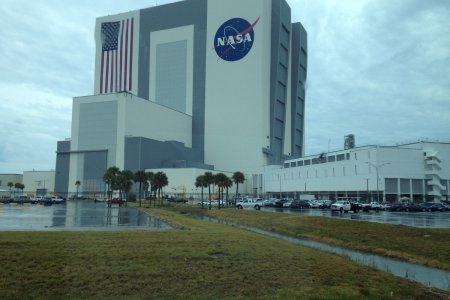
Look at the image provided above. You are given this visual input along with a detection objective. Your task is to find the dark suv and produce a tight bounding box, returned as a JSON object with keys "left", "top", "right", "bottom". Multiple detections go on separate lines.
{"left": 290, "top": 200, "right": 311, "bottom": 209}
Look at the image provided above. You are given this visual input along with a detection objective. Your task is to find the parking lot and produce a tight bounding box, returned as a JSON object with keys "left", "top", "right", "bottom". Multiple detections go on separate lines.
{"left": 261, "top": 207, "right": 450, "bottom": 228}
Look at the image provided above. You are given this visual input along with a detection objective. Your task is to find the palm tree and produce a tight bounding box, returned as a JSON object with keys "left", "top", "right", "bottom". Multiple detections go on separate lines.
{"left": 75, "top": 180, "right": 81, "bottom": 199}
{"left": 7, "top": 182, "right": 13, "bottom": 198}
{"left": 103, "top": 166, "right": 120, "bottom": 200}
{"left": 195, "top": 175, "right": 207, "bottom": 209}
{"left": 118, "top": 170, "right": 134, "bottom": 201}
{"left": 18, "top": 183, "right": 25, "bottom": 195}
{"left": 153, "top": 172, "right": 168, "bottom": 206}
{"left": 146, "top": 171, "right": 155, "bottom": 206}
{"left": 214, "top": 173, "right": 228, "bottom": 209}
{"left": 224, "top": 176, "right": 233, "bottom": 206}
{"left": 232, "top": 171, "right": 245, "bottom": 199}
{"left": 14, "top": 182, "right": 21, "bottom": 198}
{"left": 203, "top": 172, "right": 214, "bottom": 210}
{"left": 134, "top": 170, "right": 147, "bottom": 207}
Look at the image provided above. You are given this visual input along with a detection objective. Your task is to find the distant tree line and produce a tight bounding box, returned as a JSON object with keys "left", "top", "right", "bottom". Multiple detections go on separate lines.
{"left": 102, "top": 167, "right": 168, "bottom": 207}
{"left": 195, "top": 171, "right": 245, "bottom": 210}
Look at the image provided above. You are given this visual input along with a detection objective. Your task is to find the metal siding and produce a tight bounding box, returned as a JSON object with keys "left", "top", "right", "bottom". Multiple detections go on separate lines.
{"left": 137, "top": 0, "right": 207, "bottom": 162}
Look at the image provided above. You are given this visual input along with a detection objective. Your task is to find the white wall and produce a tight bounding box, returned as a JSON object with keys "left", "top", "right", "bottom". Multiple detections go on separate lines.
{"left": 68, "top": 93, "right": 192, "bottom": 193}
{"left": 23, "top": 171, "right": 55, "bottom": 195}
{"left": 204, "top": 0, "right": 272, "bottom": 174}
{"left": 263, "top": 143, "right": 450, "bottom": 197}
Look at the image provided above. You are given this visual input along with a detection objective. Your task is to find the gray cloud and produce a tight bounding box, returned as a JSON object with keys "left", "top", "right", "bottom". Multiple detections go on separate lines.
{"left": 0, "top": 0, "right": 449, "bottom": 173}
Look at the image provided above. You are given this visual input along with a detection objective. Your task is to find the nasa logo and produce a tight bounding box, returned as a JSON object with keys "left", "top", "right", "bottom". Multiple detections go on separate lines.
{"left": 214, "top": 17, "right": 260, "bottom": 62}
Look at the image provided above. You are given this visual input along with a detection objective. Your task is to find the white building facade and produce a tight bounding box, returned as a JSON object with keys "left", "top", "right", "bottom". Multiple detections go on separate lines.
{"left": 264, "top": 142, "right": 450, "bottom": 202}
{"left": 55, "top": 0, "right": 307, "bottom": 196}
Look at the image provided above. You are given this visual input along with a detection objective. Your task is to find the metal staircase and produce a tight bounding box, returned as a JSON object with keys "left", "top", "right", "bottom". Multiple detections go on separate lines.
{"left": 424, "top": 152, "right": 445, "bottom": 201}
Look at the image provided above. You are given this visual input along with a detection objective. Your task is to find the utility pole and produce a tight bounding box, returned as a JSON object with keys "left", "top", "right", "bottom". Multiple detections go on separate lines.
{"left": 366, "top": 162, "right": 390, "bottom": 202}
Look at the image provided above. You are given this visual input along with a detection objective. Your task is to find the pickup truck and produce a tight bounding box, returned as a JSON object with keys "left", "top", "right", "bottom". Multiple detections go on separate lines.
{"left": 31, "top": 196, "right": 45, "bottom": 204}
{"left": 236, "top": 198, "right": 263, "bottom": 210}
{"left": 331, "top": 200, "right": 351, "bottom": 213}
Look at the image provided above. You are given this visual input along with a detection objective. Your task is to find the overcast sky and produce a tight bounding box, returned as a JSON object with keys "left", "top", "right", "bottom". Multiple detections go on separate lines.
{"left": 0, "top": 0, "right": 449, "bottom": 174}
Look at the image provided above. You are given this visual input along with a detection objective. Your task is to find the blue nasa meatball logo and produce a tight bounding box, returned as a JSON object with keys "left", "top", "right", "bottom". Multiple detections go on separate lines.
{"left": 214, "top": 17, "right": 260, "bottom": 62}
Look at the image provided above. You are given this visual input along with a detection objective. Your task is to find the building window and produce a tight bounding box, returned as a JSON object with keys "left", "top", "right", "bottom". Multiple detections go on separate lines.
{"left": 328, "top": 155, "right": 336, "bottom": 162}
{"left": 284, "top": 163, "right": 289, "bottom": 168}
{"left": 336, "top": 154, "right": 345, "bottom": 161}
{"left": 290, "top": 162, "right": 296, "bottom": 167}
{"left": 346, "top": 153, "right": 350, "bottom": 160}
{"left": 304, "top": 159, "right": 311, "bottom": 165}
{"left": 297, "top": 161, "right": 303, "bottom": 166}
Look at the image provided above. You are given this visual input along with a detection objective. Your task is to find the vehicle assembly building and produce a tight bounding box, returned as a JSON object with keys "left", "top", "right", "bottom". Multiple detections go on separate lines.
{"left": 55, "top": 0, "right": 308, "bottom": 195}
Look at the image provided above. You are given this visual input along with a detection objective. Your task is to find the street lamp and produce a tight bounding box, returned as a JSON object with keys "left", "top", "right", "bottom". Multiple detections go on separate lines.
{"left": 366, "top": 162, "right": 390, "bottom": 202}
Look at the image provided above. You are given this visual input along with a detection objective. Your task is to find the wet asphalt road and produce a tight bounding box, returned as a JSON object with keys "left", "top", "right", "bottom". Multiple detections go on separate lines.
{"left": 261, "top": 207, "right": 450, "bottom": 228}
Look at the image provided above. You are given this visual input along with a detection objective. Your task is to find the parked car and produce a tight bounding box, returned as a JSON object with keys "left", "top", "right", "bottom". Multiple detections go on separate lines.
{"left": 403, "top": 202, "right": 423, "bottom": 212}
{"left": 41, "top": 197, "right": 53, "bottom": 206}
{"left": 51, "top": 196, "right": 65, "bottom": 204}
{"left": 282, "top": 200, "right": 293, "bottom": 208}
{"left": 319, "top": 200, "right": 332, "bottom": 209}
{"left": 236, "top": 198, "right": 263, "bottom": 210}
{"left": 0, "top": 195, "right": 12, "bottom": 204}
{"left": 167, "top": 197, "right": 188, "bottom": 203}
{"left": 263, "top": 198, "right": 278, "bottom": 207}
{"left": 290, "top": 200, "right": 311, "bottom": 209}
{"left": 274, "top": 199, "right": 288, "bottom": 208}
{"left": 107, "top": 198, "right": 126, "bottom": 205}
{"left": 380, "top": 201, "right": 391, "bottom": 210}
{"left": 331, "top": 200, "right": 351, "bottom": 213}
{"left": 309, "top": 200, "right": 321, "bottom": 209}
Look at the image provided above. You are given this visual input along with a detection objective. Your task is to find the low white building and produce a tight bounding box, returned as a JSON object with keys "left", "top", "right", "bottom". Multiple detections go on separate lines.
{"left": 264, "top": 141, "right": 450, "bottom": 202}
{"left": 23, "top": 171, "right": 55, "bottom": 196}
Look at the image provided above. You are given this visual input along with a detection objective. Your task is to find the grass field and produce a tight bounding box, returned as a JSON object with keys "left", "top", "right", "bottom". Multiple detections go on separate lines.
{"left": 167, "top": 205, "right": 450, "bottom": 271}
{"left": 0, "top": 206, "right": 448, "bottom": 299}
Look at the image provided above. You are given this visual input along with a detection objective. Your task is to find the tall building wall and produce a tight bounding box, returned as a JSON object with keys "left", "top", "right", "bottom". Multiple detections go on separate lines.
{"left": 60, "top": 0, "right": 308, "bottom": 194}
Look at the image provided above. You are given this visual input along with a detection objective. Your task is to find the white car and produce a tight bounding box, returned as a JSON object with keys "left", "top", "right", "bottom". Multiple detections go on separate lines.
{"left": 51, "top": 196, "right": 65, "bottom": 204}
{"left": 236, "top": 198, "right": 263, "bottom": 210}
{"left": 310, "top": 200, "right": 321, "bottom": 208}
{"left": 331, "top": 200, "right": 351, "bottom": 213}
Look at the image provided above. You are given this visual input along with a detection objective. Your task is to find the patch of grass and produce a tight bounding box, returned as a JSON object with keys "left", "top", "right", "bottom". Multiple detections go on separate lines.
{"left": 181, "top": 206, "right": 450, "bottom": 270}
{"left": 0, "top": 208, "right": 447, "bottom": 299}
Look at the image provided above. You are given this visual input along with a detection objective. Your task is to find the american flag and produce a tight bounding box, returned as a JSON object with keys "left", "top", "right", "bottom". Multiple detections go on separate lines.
{"left": 99, "top": 18, "right": 134, "bottom": 94}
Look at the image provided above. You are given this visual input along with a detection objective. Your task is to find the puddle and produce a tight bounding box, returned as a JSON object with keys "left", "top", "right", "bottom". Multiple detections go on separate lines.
{"left": 201, "top": 216, "right": 450, "bottom": 291}
{"left": 0, "top": 201, "right": 172, "bottom": 231}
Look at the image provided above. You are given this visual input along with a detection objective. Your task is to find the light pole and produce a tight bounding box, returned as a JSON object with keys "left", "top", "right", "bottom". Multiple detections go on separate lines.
{"left": 279, "top": 173, "right": 282, "bottom": 200}
{"left": 366, "top": 162, "right": 390, "bottom": 202}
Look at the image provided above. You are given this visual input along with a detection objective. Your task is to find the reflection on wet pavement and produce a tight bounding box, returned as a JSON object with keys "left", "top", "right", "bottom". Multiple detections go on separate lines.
{"left": 0, "top": 201, "right": 172, "bottom": 231}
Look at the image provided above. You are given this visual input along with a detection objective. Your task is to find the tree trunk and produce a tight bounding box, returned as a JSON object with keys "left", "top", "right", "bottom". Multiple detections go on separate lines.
{"left": 139, "top": 182, "right": 142, "bottom": 207}
{"left": 201, "top": 187, "right": 204, "bottom": 209}
{"left": 208, "top": 185, "right": 211, "bottom": 210}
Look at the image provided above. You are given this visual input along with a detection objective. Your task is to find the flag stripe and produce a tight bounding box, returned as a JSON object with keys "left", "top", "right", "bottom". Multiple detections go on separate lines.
{"left": 100, "top": 51, "right": 104, "bottom": 94}
{"left": 105, "top": 51, "right": 109, "bottom": 93}
{"left": 100, "top": 18, "right": 134, "bottom": 94}
{"left": 119, "top": 20, "right": 124, "bottom": 91}
{"left": 124, "top": 19, "right": 129, "bottom": 91}
{"left": 129, "top": 18, "right": 134, "bottom": 91}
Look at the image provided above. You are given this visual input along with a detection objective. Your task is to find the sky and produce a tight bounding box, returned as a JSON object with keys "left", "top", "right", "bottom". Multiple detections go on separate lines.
{"left": 0, "top": 0, "right": 449, "bottom": 174}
